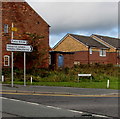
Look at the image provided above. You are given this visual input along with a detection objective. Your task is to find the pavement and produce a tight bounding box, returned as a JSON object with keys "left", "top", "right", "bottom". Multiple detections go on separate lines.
{"left": 1, "top": 84, "right": 119, "bottom": 96}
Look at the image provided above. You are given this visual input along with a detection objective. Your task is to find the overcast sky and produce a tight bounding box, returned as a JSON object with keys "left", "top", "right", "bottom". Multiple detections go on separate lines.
{"left": 25, "top": 0, "right": 118, "bottom": 48}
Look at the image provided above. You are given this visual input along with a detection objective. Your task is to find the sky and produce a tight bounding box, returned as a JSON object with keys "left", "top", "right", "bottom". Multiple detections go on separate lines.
{"left": 25, "top": 0, "right": 118, "bottom": 48}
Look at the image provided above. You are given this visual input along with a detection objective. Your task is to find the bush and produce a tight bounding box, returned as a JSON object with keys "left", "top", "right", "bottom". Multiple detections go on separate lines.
{"left": 2, "top": 64, "right": 119, "bottom": 83}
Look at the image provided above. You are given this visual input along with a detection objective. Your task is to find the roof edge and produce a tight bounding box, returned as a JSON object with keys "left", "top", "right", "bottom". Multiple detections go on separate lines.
{"left": 91, "top": 34, "right": 116, "bottom": 49}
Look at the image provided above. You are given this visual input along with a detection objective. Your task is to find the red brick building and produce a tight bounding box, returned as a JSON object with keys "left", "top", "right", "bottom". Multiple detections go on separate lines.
{"left": 2, "top": 2, "right": 50, "bottom": 69}
{"left": 51, "top": 33, "right": 120, "bottom": 69}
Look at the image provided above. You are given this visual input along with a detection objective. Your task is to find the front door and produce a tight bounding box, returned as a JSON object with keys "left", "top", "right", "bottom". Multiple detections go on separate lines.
{"left": 58, "top": 55, "right": 64, "bottom": 68}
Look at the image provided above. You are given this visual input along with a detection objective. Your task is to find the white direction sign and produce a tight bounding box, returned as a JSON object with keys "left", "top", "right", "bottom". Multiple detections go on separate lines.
{"left": 6, "top": 44, "right": 33, "bottom": 52}
{"left": 11, "top": 39, "right": 28, "bottom": 44}
{"left": 78, "top": 74, "right": 92, "bottom": 77}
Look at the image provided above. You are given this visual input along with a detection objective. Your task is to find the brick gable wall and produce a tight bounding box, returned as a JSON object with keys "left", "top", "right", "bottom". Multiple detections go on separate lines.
{"left": 2, "top": 2, "right": 49, "bottom": 69}
{"left": 53, "top": 35, "right": 88, "bottom": 52}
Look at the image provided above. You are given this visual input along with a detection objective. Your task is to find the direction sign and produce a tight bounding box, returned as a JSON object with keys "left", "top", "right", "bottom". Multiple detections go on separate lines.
{"left": 78, "top": 74, "right": 92, "bottom": 76}
{"left": 11, "top": 27, "right": 17, "bottom": 32}
{"left": 11, "top": 39, "right": 28, "bottom": 44}
{"left": 6, "top": 44, "right": 33, "bottom": 52}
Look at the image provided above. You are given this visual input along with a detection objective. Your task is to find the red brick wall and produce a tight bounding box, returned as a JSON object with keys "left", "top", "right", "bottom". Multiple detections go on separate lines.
{"left": 50, "top": 51, "right": 119, "bottom": 69}
{"left": 2, "top": 2, "right": 49, "bottom": 69}
{"left": 107, "top": 52, "right": 119, "bottom": 64}
{"left": 50, "top": 52, "right": 74, "bottom": 69}
{"left": 64, "top": 54, "right": 74, "bottom": 68}
{"left": 74, "top": 51, "right": 118, "bottom": 65}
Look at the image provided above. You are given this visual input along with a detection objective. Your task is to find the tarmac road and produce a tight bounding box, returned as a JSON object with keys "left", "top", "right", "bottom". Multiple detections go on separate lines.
{"left": 1, "top": 84, "right": 120, "bottom": 118}
{"left": 2, "top": 97, "right": 85, "bottom": 118}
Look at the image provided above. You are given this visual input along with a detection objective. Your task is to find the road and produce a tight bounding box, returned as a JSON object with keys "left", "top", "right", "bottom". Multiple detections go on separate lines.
{"left": 2, "top": 97, "right": 85, "bottom": 118}
{"left": 1, "top": 84, "right": 119, "bottom": 118}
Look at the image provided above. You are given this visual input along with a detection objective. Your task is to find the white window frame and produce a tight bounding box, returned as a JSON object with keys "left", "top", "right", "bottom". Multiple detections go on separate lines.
{"left": 4, "top": 24, "right": 8, "bottom": 33}
{"left": 4, "top": 55, "right": 10, "bottom": 66}
{"left": 89, "top": 48, "right": 92, "bottom": 55}
{"left": 100, "top": 49, "right": 106, "bottom": 57}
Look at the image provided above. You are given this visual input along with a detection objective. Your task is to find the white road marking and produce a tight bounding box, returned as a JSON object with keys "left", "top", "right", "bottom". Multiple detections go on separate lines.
{"left": 0, "top": 97, "right": 7, "bottom": 99}
{"left": 26, "top": 102, "right": 39, "bottom": 105}
{"left": 69, "top": 109, "right": 83, "bottom": 114}
{"left": 92, "top": 114, "right": 108, "bottom": 118}
{"left": 47, "top": 106, "right": 61, "bottom": 110}
{"left": 2, "top": 97, "right": 109, "bottom": 118}
{"left": 9, "top": 98, "right": 20, "bottom": 102}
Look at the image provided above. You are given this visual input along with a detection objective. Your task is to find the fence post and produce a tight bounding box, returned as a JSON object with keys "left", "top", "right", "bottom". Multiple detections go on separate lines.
{"left": 107, "top": 80, "right": 110, "bottom": 88}
{"left": 2, "top": 75, "right": 4, "bottom": 82}
{"left": 31, "top": 76, "right": 32, "bottom": 84}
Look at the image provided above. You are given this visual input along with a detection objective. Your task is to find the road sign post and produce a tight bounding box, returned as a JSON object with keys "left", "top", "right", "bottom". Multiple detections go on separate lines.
{"left": 6, "top": 40, "right": 33, "bottom": 87}
{"left": 7, "top": 23, "right": 33, "bottom": 87}
{"left": 24, "top": 52, "right": 26, "bottom": 86}
{"left": 11, "top": 23, "right": 14, "bottom": 87}
{"left": 11, "top": 52, "right": 13, "bottom": 87}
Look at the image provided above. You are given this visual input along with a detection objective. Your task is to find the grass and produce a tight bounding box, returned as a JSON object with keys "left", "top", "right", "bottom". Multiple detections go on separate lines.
{"left": 2, "top": 64, "right": 119, "bottom": 90}
{"left": 3, "top": 81, "right": 119, "bottom": 90}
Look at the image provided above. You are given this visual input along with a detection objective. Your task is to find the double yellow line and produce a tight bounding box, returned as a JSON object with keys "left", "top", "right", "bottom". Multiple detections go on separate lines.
{"left": 0, "top": 90, "right": 119, "bottom": 97}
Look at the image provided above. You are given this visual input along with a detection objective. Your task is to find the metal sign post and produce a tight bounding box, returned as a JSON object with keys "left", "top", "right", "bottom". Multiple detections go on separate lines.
{"left": 24, "top": 52, "right": 26, "bottom": 86}
{"left": 11, "top": 23, "right": 14, "bottom": 87}
{"left": 11, "top": 52, "right": 13, "bottom": 87}
{"left": 7, "top": 23, "right": 33, "bottom": 87}
{"left": 6, "top": 43, "right": 33, "bottom": 87}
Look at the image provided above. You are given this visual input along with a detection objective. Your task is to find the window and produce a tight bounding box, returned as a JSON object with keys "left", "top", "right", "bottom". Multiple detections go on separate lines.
{"left": 49, "top": 54, "right": 51, "bottom": 65}
{"left": 100, "top": 49, "right": 106, "bottom": 57}
{"left": 4, "top": 24, "right": 8, "bottom": 33}
{"left": 74, "top": 61, "right": 80, "bottom": 65}
{"left": 4, "top": 55, "right": 10, "bottom": 66}
{"left": 117, "top": 51, "right": 120, "bottom": 58}
{"left": 89, "top": 48, "right": 92, "bottom": 55}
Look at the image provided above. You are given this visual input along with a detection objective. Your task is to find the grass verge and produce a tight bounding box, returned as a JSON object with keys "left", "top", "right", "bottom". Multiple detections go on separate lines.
{"left": 3, "top": 81, "right": 119, "bottom": 90}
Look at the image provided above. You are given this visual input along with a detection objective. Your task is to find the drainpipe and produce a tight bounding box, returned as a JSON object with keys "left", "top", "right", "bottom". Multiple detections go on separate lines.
{"left": 116, "top": 49, "right": 118, "bottom": 65}
{"left": 88, "top": 46, "right": 90, "bottom": 64}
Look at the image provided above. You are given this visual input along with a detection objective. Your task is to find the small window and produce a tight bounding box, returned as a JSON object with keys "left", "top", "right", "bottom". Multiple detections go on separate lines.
{"left": 117, "top": 51, "right": 120, "bottom": 58}
{"left": 100, "top": 49, "right": 106, "bottom": 57}
{"left": 4, "top": 55, "right": 10, "bottom": 66}
{"left": 49, "top": 54, "right": 51, "bottom": 65}
{"left": 4, "top": 24, "right": 8, "bottom": 33}
{"left": 37, "top": 21, "right": 40, "bottom": 24}
{"left": 74, "top": 61, "right": 80, "bottom": 65}
{"left": 89, "top": 48, "right": 92, "bottom": 55}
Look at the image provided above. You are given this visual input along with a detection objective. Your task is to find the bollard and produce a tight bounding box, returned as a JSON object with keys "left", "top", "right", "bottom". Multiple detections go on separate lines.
{"left": 2, "top": 75, "right": 4, "bottom": 82}
{"left": 107, "top": 80, "right": 110, "bottom": 88}
{"left": 31, "top": 76, "right": 32, "bottom": 84}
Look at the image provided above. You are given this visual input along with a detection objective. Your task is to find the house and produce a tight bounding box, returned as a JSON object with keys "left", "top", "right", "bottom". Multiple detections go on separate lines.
{"left": 50, "top": 33, "right": 119, "bottom": 69}
{"left": 2, "top": 2, "right": 50, "bottom": 69}
{"left": 91, "top": 34, "right": 120, "bottom": 65}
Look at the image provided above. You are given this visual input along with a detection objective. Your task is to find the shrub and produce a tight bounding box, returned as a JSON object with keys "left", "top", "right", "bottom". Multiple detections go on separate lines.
{"left": 2, "top": 64, "right": 119, "bottom": 83}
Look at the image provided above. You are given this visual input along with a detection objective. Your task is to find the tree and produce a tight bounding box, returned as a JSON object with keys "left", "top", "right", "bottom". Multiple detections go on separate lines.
{"left": 14, "top": 32, "right": 49, "bottom": 69}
